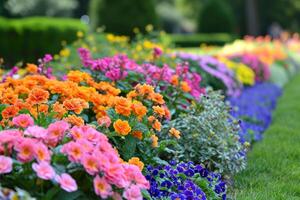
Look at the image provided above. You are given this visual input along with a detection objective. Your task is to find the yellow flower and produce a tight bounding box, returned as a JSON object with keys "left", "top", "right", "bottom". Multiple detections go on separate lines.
{"left": 59, "top": 48, "right": 70, "bottom": 57}
{"left": 77, "top": 31, "right": 84, "bottom": 38}
{"left": 145, "top": 24, "right": 153, "bottom": 32}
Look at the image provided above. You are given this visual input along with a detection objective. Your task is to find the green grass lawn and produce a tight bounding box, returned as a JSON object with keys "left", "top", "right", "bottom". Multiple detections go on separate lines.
{"left": 233, "top": 73, "right": 300, "bottom": 200}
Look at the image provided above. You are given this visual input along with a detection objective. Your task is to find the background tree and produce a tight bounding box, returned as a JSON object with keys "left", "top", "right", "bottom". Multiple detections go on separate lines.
{"left": 89, "top": 0, "right": 158, "bottom": 36}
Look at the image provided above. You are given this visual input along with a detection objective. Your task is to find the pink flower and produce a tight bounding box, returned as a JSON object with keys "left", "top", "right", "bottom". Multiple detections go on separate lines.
{"left": 93, "top": 175, "right": 113, "bottom": 199}
{"left": 97, "top": 116, "right": 111, "bottom": 128}
{"left": 81, "top": 153, "right": 99, "bottom": 175}
{"left": 0, "top": 156, "right": 13, "bottom": 174}
{"left": 14, "top": 138, "right": 35, "bottom": 163}
{"left": 32, "top": 162, "right": 55, "bottom": 180}
{"left": 123, "top": 184, "right": 143, "bottom": 200}
{"left": 55, "top": 173, "right": 78, "bottom": 192}
{"left": 0, "top": 130, "right": 21, "bottom": 154}
{"left": 12, "top": 114, "right": 34, "bottom": 128}
{"left": 123, "top": 164, "right": 149, "bottom": 189}
{"left": 46, "top": 121, "right": 70, "bottom": 146}
{"left": 24, "top": 126, "right": 47, "bottom": 139}
{"left": 61, "top": 141, "right": 83, "bottom": 163}
{"left": 70, "top": 126, "right": 85, "bottom": 140}
{"left": 34, "top": 142, "right": 51, "bottom": 162}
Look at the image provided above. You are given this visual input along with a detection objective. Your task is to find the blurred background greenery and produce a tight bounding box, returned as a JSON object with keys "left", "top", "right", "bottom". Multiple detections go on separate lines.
{"left": 0, "top": 0, "right": 299, "bottom": 65}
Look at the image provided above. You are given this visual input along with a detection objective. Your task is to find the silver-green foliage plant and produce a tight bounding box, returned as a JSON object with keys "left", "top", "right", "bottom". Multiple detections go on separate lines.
{"left": 165, "top": 90, "right": 247, "bottom": 175}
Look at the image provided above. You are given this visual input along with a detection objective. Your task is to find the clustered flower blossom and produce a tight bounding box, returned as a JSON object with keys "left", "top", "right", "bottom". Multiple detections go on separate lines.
{"left": 177, "top": 53, "right": 242, "bottom": 97}
{"left": 0, "top": 118, "right": 149, "bottom": 199}
{"left": 145, "top": 161, "right": 226, "bottom": 200}
{"left": 229, "top": 53, "right": 271, "bottom": 82}
{"left": 78, "top": 47, "right": 205, "bottom": 100}
{"left": 229, "top": 83, "right": 282, "bottom": 142}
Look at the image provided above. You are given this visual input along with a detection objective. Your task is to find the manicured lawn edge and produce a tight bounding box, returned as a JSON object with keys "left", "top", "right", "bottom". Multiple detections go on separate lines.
{"left": 233, "top": 73, "right": 300, "bottom": 200}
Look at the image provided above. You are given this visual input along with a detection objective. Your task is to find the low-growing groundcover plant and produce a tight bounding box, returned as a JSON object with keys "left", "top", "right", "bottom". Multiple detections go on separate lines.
{"left": 145, "top": 161, "right": 226, "bottom": 200}
{"left": 229, "top": 83, "right": 282, "bottom": 143}
{"left": 162, "top": 90, "right": 248, "bottom": 175}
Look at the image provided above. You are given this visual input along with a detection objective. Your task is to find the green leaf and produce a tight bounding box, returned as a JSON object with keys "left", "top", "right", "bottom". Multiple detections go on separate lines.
{"left": 121, "top": 135, "right": 137, "bottom": 160}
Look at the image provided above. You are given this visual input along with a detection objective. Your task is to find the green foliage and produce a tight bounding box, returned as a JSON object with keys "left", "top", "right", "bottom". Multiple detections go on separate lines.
{"left": 233, "top": 72, "right": 300, "bottom": 199}
{"left": 198, "top": 0, "right": 236, "bottom": 33}
{"left": 0, "top": 17, "right": 87, "bottom": 66}
{"left": 4, "top": 0, "right": 78, "bottom": 17}
{"left": 163, "top": 90, "right": 247, "bottom": 175}
{"left": 89, "top": 0, "right": 158, "bottom": 35}
{"left": 168, "top": 33, "right": 237, "bottom": 47}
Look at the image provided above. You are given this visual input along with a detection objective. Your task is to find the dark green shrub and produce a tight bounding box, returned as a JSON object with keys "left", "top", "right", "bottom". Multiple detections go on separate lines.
{"left": 168, "top": 33, "right": 237, "bottom": 47}
{"left": 198, "top": 0, "right": 236, "bottom": 33}
{"left": 0, "top": 17, "right": 87, "bottom": 67}
{"left": 89, "top": 0, "right": 158, "bottom": 35}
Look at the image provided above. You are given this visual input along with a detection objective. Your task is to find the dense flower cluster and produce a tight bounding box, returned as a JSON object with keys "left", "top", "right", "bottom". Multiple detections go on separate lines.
{"left": 229, "top": 53, "right": 270, "bottom": 82}
{"left": 145, "top": 161, "right": 226, "bottom": 200}
{"left": 178, "top": 53, "right": 242, "bottom": 97}
{"left": 229, "top": 83, "right": 282, "bottom": 142}
{"left": 0, "top": 119, "right": 149, "bottom": 199}
{"left": 78, "top": 47, "right": 205, "bottom": 100}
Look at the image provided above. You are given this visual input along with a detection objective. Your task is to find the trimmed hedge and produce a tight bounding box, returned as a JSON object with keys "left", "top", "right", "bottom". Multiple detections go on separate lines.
{"left": 168, "top": 33, "right": 237, "bottom": 47}
{"left": 0, "top": 17, "right": 87, "bottom": 66}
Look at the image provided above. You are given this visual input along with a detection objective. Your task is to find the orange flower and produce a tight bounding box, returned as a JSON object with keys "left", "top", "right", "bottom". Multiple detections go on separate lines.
{"left": 148, "top": 115, "right": 156, "bottom": 123}
{"left": 52, "top": 102, "right": 67, "bottom": 119}
{"left": 114, "top": 97, "right": 132, "bottom": 117}
{"left": 153, "top": 106, "right": 165, "bottom": 118}
{"left": 67, "top": 70, "right": 90, "bottom": 83}
{"left": 30, "top": 104, "right": 49, "bottom": 118}
{"left": 1, "top": 91, "right": 18, "bottom": 105}
{"left": 26, "top": 63, "right": 38, "bottom": 74}
{"left": 27, "top": 88, "right": 49, "bottom": 105}
{"left": 2, "top": 106, "right": 19, "bottom": 119}
{"left": 180, "top": 81, "right": 191, "bottom": 92}
{"left": 169, "top": 128, "right": 181, "bottom": 139}
{"left": 113, "top": 119, "right": 131, "bottom": 136}
{"left": 63, "top": 98, "right": 89, "bottom": 114}
{"left": 132, "top": 101, "right": 147, "bottom": 118}
{"left": 64, "top": 115, "right": 84, "bottom": 126}
{"left": 128, "top": 157, "right": 144, "bottom": 170}
{"left": 136, "top": 84, "right": 154, "bottom": 96}
{"left": 150, "top": 134, "right": 158, "bottom": 148}
{"left": 127, "top": 91, "right": 138, "bottom": 99}
{"left": 132, "top": 130, "right": 143, "bottom": 140}
{"left": 164, "top": 106, "right": 171, "bottom": 120}
{"left": 170, "top": 75, "right": 179, "bottom": 86}
{"left": 149, "top": 93, "right": 165, "bottom": 105}
{"left": 152, "top": 120, "right": 161, "bottom": 131}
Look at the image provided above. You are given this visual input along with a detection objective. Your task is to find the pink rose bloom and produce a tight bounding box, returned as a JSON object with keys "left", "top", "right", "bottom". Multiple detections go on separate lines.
{"left": 46, "top": 121, "right": 70, "bottom": 146}
{"left": 60, "top": 141, "right": 83, "bottom": 163}
{"left": 34, "top": 142, "right": 51, "bottom": 162}
{"left": 97, "top": 116, "right": 111, "bottom": 128}
{"left": 93, "top": 175, "right": 113, "bottom": 199}
{"left": 123, "top": 184, "right": 143, "bottom": 200}
{"left": 32, "top": 162, "right": 55, "bottom": 180}
{"left": 0, "top": 156, "right": 13, "bottom": 174}
{"left": 0, "top": 130, "right": 22, "bottom": 154}
{"left": 14, "top": 138, "right": 35, "bottom": 163}
{"left": 55, "top": 173, "right": 78, "bottom": 192}
{"left": 124, "top": 164, "right": 150, "bottom": 189}
{"left": 12, "top": 114, "right": 34, "bottom": 128}
{"left": 81, "top": 153, "right": 99, "bottom": 175}
{"left": 24, "top": 126, "right": 47, "bottom": 139}
{"left": 76, "top": 139, "right": 94, "bottom": 154}
{"left": 70, "top": 126, "right": 85, "bottom": 140}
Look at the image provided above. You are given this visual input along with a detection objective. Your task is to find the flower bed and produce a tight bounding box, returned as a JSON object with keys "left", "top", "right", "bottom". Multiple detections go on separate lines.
{"left": 0, "top": 32, "right": 299, "bottom": 199}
